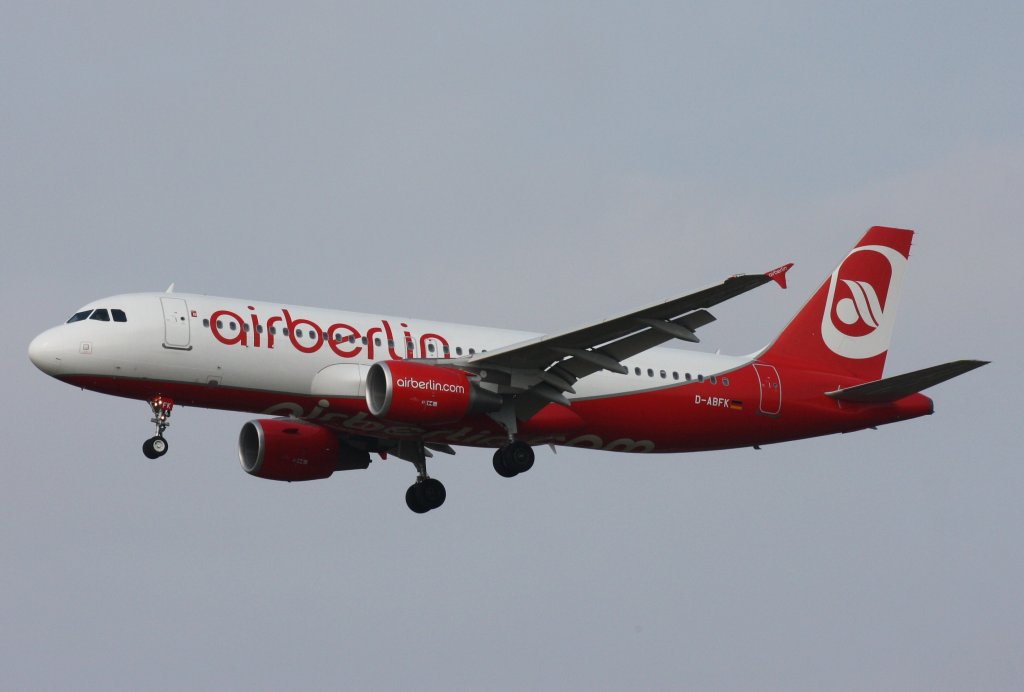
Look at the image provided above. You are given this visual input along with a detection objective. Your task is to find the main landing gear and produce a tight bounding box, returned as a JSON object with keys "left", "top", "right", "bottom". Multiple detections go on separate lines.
{"left": 142, "top": 396, "right": 173, "bottom": 460}
{"left": 487, "top": 405, "right": 536, "bottom": 479}
{"left": 492, "top": 440, "right": 535, "bottom": 478}
{"left": 406, "top": 478, "right": 446, "bottom": 514}
{"left": 402, "top": 442, "right": 446, "bottom": 514}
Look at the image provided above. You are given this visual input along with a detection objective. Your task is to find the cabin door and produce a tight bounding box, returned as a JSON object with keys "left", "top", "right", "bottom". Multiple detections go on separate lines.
{"left": 753, "top": 363, "right": 782, "bottom": 415}
{"left": 160, "top": 297, "right": 191, "bottom": 350}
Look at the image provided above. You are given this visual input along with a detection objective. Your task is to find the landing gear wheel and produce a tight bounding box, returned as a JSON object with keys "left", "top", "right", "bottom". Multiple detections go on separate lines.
{"left": 420, "top": 478, "right": 446, "bottom": 509}
{"left": 493, "top": 441, "right": 535, "bottom": 477}
{"left": 493, "top": 448, "right": 519, "bottom": 478}
{"left": 142, "top": 436, "right": 168, "bottom": 459}
{"left": 406, "top": 485, "right": 430, "bottom": 514}
{"left": 507, "top": 441, "right": 535, "bottom": 473}
{"left": 406, "top": 478, "right": 446, "bottom": 513}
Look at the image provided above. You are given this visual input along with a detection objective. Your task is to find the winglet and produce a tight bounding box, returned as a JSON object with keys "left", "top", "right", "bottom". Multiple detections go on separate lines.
{"left": 765, "top": 263, "right": 794, "bottom": 289}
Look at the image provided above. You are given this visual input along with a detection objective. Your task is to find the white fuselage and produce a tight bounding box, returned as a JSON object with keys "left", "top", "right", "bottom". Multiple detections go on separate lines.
{"left": 29, "top": 292, "right": 749, "bottom": 408}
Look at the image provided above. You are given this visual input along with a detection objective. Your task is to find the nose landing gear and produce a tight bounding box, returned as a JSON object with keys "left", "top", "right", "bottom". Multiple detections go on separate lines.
{"left": 142, "top": 396, "right": 173, "bottom": 459}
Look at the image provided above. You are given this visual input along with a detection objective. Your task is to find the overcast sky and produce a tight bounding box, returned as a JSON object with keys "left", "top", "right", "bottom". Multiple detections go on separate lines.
{"left": 2, "top": 3, "right": 1021, "bottom": 690}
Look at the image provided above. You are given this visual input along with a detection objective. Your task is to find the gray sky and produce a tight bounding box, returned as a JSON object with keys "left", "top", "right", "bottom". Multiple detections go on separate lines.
{"left": 2, "top": 3, "right": 1021, "bottom": 690}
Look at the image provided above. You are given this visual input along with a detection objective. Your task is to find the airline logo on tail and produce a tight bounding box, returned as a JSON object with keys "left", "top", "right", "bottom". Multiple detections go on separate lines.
{"left": 821, "top": 245, "right": 907, "bottom": 359}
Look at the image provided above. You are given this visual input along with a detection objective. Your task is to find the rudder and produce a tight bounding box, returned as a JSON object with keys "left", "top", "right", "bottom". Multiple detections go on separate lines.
{"left": 760, "top": 226, "right": 913, "bottom": 381}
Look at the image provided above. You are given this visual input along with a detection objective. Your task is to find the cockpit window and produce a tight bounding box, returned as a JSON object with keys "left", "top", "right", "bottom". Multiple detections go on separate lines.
{"left": 66, "top": 307, "right": 127, "bottom": 324}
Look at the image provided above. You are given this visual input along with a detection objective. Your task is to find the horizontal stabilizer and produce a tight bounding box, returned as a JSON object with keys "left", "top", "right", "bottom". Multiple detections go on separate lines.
{"left": 825, "top": 360, "right": 989, "bottom": 403}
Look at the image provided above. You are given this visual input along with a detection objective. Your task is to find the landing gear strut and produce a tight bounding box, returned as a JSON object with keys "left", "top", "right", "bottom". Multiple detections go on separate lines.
{"left": 143, "top": 396, "right": 173, "bottom": 459}
{"left": 401, "top": 442, "right": 446, "bottom": 514}
{"left": 492, "top": 440, "right": 535, "bottom": 478}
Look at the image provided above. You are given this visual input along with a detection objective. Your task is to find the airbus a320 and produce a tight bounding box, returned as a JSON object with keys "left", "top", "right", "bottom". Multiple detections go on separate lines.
{"left": 28, "top": 227, "right": 986, "bottom": 513}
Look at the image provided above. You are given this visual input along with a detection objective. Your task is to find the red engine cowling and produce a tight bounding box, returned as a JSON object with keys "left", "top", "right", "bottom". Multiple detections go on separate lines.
{"left": 238, "top": 419, "right": 371, "bottom": 482}
{"left": 365, "top": 361, "right": 501, "bottom": 424}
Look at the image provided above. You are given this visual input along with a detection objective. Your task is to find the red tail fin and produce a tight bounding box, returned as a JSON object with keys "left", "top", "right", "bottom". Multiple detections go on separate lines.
{"left": 760, "top": 227, "right": 914, "bottom": 381}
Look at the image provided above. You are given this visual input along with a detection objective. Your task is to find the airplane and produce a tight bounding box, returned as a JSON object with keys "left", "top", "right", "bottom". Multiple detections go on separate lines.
{"left": 28, "top": 227, "right": 987, "bottom": 513}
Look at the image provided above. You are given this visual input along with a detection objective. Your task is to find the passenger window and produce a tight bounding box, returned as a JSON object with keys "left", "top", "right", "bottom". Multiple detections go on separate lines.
{"left": 203, "top": 319, "right": 210, "bottom": 328}
{"left": 89, "top": 309, "right": 110, "bottom": 321}
{"left": 468, "top": 348, "right": 476, "bottom": 355}
{"left": 685, "top": 373, "right": 692, "bottom": 381}
{"left": 660, "top": 370, "right": 666, "bottom": 379}
{"left": 243, "top": 324, "right": 250, "bottom": 332}
{"left": 257, "top": 325, "right": 264, "bottom": 334}
{"left": 647, "top": 368, "right": 654, "bottom": 377}
{"left": 698, "top": 374, "right": 704, "bottom": 383}
{"left": 349, "top": 336, "right": 356, "bottom": 344}
{"left": 216, "top": 320, "right": 224, "bottom": 329}
{"left": 296, "top": 329, "right": 303, "bottom": 337}
{"left": 270, "top": 326, "right": 277, "bottom": 335}
{"left": 672, "top": 372, "right": 679, "bottom": 380}
{"left": 361, "top": 337, "right": 367, "bottom": 345}
{"left": 722, "top": 377, "right": 730, "bottom": 387}
{"left": 710, "top": 375, "right": 717, "bottom": 385}
{"left": 375, "top": 338, "right": 382, "bottom": 347}
{"left": 111, "top": 309, "right": 127, "bottom": 322}
{"left": 282, "top": 328, "right": 289, "bottom": 336}
{"left": 229, "top": 322, "right": 237, "bottom": 331}
{"left": 443, "top": 345, "right": 450, "bottom": 356}
{"left": 388, "top": 339, "right": 395, "bottom": 348}
{"left": 456, "top": 346, "right": 463, "bottom": 356}
{"left": 428, "top": 343, "right": 435, "bottom": 353}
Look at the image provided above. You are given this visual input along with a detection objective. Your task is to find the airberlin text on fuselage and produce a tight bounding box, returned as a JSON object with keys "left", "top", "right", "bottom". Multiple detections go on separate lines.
{"left": 208, "top": 307, "right": 450, "bottom": 361}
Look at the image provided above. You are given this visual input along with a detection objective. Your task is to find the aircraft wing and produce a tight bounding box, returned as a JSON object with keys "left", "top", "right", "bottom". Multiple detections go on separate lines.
{"left": 458, "top": 263, "right": 792, "bottom": 419}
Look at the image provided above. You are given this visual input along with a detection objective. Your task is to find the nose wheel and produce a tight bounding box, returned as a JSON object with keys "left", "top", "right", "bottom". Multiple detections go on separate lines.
{"left": 143, "top": 396, "right": 174, "bottom": 460}
{"left": 143, "top": 435, "right": 168, "bottom": 459}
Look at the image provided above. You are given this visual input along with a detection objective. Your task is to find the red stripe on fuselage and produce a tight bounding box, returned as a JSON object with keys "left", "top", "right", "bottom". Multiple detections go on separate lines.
{"left": 61, "top": 362, "right": 933, "bottom": 454}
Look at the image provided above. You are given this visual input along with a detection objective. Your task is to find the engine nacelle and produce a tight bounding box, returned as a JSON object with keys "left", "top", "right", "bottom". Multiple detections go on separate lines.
{"left": 365, "top": 361, "right": 501, "bottom": 424}
{"left": 238, "top": 419, "right": 371, "bottom": 482}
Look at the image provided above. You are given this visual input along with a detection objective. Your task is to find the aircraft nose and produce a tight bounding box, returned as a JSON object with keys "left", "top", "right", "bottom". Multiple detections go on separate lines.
{"left": 28, "top": 329, "right": 63, "bottom": 376}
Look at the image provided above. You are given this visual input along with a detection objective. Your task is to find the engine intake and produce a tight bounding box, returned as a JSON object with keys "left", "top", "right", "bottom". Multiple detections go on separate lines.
{"left": 239, "top": 419, "right": 371, "bottom": 482}
{"left": 365, "top": 361, "right": 501, "bottom": 424}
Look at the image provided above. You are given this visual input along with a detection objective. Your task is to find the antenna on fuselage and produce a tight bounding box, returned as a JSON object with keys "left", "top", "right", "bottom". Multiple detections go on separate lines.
{"left": 165, "top": 283, "right": 175, "bottom": 294}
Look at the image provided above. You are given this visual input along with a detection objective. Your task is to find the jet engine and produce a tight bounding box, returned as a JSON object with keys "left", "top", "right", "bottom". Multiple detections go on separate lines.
{"left": 365, "top": 361, "right": 501, "bottom": 424}
{"left": 239, "top": 418, "right": 371, "bottom": 482}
